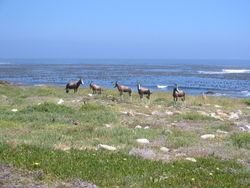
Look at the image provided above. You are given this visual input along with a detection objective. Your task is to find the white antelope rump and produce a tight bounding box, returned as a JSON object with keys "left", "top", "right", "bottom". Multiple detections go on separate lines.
{"left": 89, "top": 81, "right": 102, "bottom": 94}
{"left": 65, "top": 78, "right": 84, "bottom": 93}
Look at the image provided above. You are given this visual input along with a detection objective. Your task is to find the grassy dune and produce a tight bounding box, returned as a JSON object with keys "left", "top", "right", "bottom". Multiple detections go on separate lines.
{"left": 0, "top": 85, "right": 250, "bottom": 187}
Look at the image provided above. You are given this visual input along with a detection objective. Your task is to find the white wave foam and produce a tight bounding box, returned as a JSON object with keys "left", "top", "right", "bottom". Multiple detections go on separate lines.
{"left": 212, "top": 93, "right": 228, "bottom": 97}
{"left": 34, "top": 84, "right": 46, "bottom": 87}
{"left": 198, "top": 69, "right": 250, "bottom": 74}
{"left": 222, "top": 69, "right": 250, "bottom": 73}
{"left": 198, "top": 71, "right": 223, "bottom": 74}
{"left": 157, "top": 85, "right": 167, "bottom": 89}
{"left": 241, "top": 91, "right": 250, "bottom": 97}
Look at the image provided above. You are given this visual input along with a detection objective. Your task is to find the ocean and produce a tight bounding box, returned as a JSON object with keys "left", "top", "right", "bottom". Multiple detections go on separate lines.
{"left": 0, "top": 59, "right": 250, "bottom": 98}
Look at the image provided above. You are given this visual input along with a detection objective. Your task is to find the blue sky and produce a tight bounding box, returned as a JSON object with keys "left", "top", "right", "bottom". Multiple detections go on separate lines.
{"left": 0, "top": 0, "right": 250, "bottom": 59}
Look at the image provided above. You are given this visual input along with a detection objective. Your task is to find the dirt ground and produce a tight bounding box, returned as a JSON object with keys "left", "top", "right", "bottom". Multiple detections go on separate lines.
{"left": 0, "top": 163, "right": 98, "bottom": 188}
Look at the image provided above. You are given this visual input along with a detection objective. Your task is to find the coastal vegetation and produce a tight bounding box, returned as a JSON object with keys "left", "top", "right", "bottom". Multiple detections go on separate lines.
{"left": 0, "top": 84, "right": 249, "bottom": 187}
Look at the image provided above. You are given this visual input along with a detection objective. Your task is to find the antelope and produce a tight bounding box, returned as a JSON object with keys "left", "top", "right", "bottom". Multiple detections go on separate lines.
{"left": 89, "top": 81, "right": 102, "bottom": 94}
{"left": 114, "top": 81, "right": 132, "bottom": 99}
{"left": 137, "top": 83, "right": 152, "bottom": 100}
{"left": 173, "top": 84, "right": 185, "bottom": 103}
{"left": 65, "top": 78, "right": 84, "bottom": 93}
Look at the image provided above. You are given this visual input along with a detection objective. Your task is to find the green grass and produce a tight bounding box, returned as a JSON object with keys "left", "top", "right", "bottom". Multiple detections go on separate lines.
{"left": 204, "top": 124, "right": 234, "bottom": 133}
{"left": 22, "top": 102, "right": 75, "bottom": 113}
{"left": 161, "top": 129, "right": 200, "bottom": 148}
{"left": 0, "top": 101, "right": 117, "bottom": 127}
{"left": 230, "top": 133, "right": 250, "bottom": 149}
{"left": 80, "top": 102, "right": 109, "bottom": 112}
{"left": 245, "top": 99, "right": 250, "bottom": 106}
{"left": 174, "top": 113, "right": 216, "bottom": 121}
{"left": 0, "top": 143, "right": 249, "bottom": 187}
{"left": 0, "top": 85, "right": 250, "bottom": 186}
{"left": 153, "top": 98, "right": 171, "bottom": 105}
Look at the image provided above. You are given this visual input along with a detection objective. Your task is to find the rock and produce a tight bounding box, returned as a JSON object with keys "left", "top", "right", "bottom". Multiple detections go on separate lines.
{"left": 54, "top": 144, "right": 71, "bottom": 151}
{"left": 135, "top": 125, "right": 142, "bottom": 129}
{"left": 245, "top": 125, "right": 250, "bottom": 131}
{"left": 235, "top": 122, "right": 250, "bottom": 132}
{"left": 144, "top": 126, "right": 150, "bottom": 129}
{"left": 165, "top": 111, "right": 174, "bottom": 115}
{"left": 175, "top": 153, "right": 186, "bottom": 157}
{"left": 145, "top": 105, "right": 149, "bottom": 108}
{"left": 88, "top": 93, "right": 93, "bottom": 97}
{"left": 185, "top": 157, "right": 197, "bottom": 162}
{"left": 214, "top": 105, "right": 222, "bottom": 108}
{"left": 120, "top": 111, "right": 134, "bottom": 116}
{"left": 129, "top": 148, "right": 156, "bottom": 159}
{"left": 152, "top": 111, "right": 160, "bottom": 115}
{"left": 0, "top": 80, "right": 22, "bottom": 86}
{"left": 229, "top": 113, "right": 239, "bottom": 120}
{"left": 201, "top": 134, "right": 215, "bottom": 139}
{"left": 57, "top": 98, "right": 64, "bottom": 104}
{"left": 127, "top": 111, "right": 134, "bottom": 117}
{"left": 73, "top": 121, "right": 80, "bottom": 125}
{"left": 173, "top": 111, "right": 182, "bottom": 115}
{"left": 136, "top": 138, "right": 150, "bottom": 144}
{"left": 206, "top": 91, "right": 215, "bottom": 94}
{"left": 210, "top": 113, "right": 223, "bottom": 120}
{"left": 198, "top": 111, "right": 209, "bottom": 116}
{"left": 237, "top": 110, "right": 242, "bottom": 115}
{"left": 216, "top": 129, "right": 228, "bottom": 134}
{"left": 104, "top": 124, "right": 112, "bottom": 128}
{"left": 134, "top": 112, "right": 151, "bottom": 117}
{"left": 239, "top": 127, "right": 246, "bottom": 132}
{"left": 11, "top": 109, "right": 18, "bottom": 112}
{"left": 73, "top": 180, "right": 99, "bottom": 188}
{"left": 217, "top": 112, "right": 228, "bottom": 118}
{"left": 98, "top": 144, "right": 117, "bottom": 151}
{"left": 160, "top": 147, "right": 170, "bottom": 152}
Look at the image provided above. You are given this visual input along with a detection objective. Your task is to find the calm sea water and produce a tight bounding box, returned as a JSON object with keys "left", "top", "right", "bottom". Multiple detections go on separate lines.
{"left": 0, "top": 59, "right": 250, "bottom": 98}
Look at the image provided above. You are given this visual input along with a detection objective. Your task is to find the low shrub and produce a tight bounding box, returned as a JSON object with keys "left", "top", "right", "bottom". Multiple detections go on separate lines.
{"left": 174, "top": 113, "right": 216, "bottom": 121}
{"left": 230, "top": 133, "right": 250, "bottom": 149}
{"left": 22, "top": 102, "right": 75, "bottom": 113}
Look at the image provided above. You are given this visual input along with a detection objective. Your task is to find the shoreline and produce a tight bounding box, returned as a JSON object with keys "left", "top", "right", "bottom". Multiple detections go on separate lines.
{"left": 1, "top": 79, "right": 249, "bottom": 99}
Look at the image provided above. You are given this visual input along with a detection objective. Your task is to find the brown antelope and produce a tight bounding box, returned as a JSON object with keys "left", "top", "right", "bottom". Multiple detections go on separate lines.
{"left": 173, "top": 84, "right": 185, "bottom": 103}
{"left": 137, "top": 83, "right": 152, "bottom": 100}
{"left": 89, "top": 81, "right": 102, "bottom": 94}
{"left": 114, "top": 81, "right": 132, "bottom": 99}
{"left": 66, "top": 78, "right": 84, "bottom": 93}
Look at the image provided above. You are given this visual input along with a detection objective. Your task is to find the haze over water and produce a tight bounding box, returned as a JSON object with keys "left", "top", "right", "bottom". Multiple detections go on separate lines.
{"left": 0, "top": 59, "right": 249, "bottom": 98}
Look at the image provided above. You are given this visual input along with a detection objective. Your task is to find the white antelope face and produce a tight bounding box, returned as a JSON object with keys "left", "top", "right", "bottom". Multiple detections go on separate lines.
{"left": 137, "top": 83, "right": 141, "bottom": 89}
